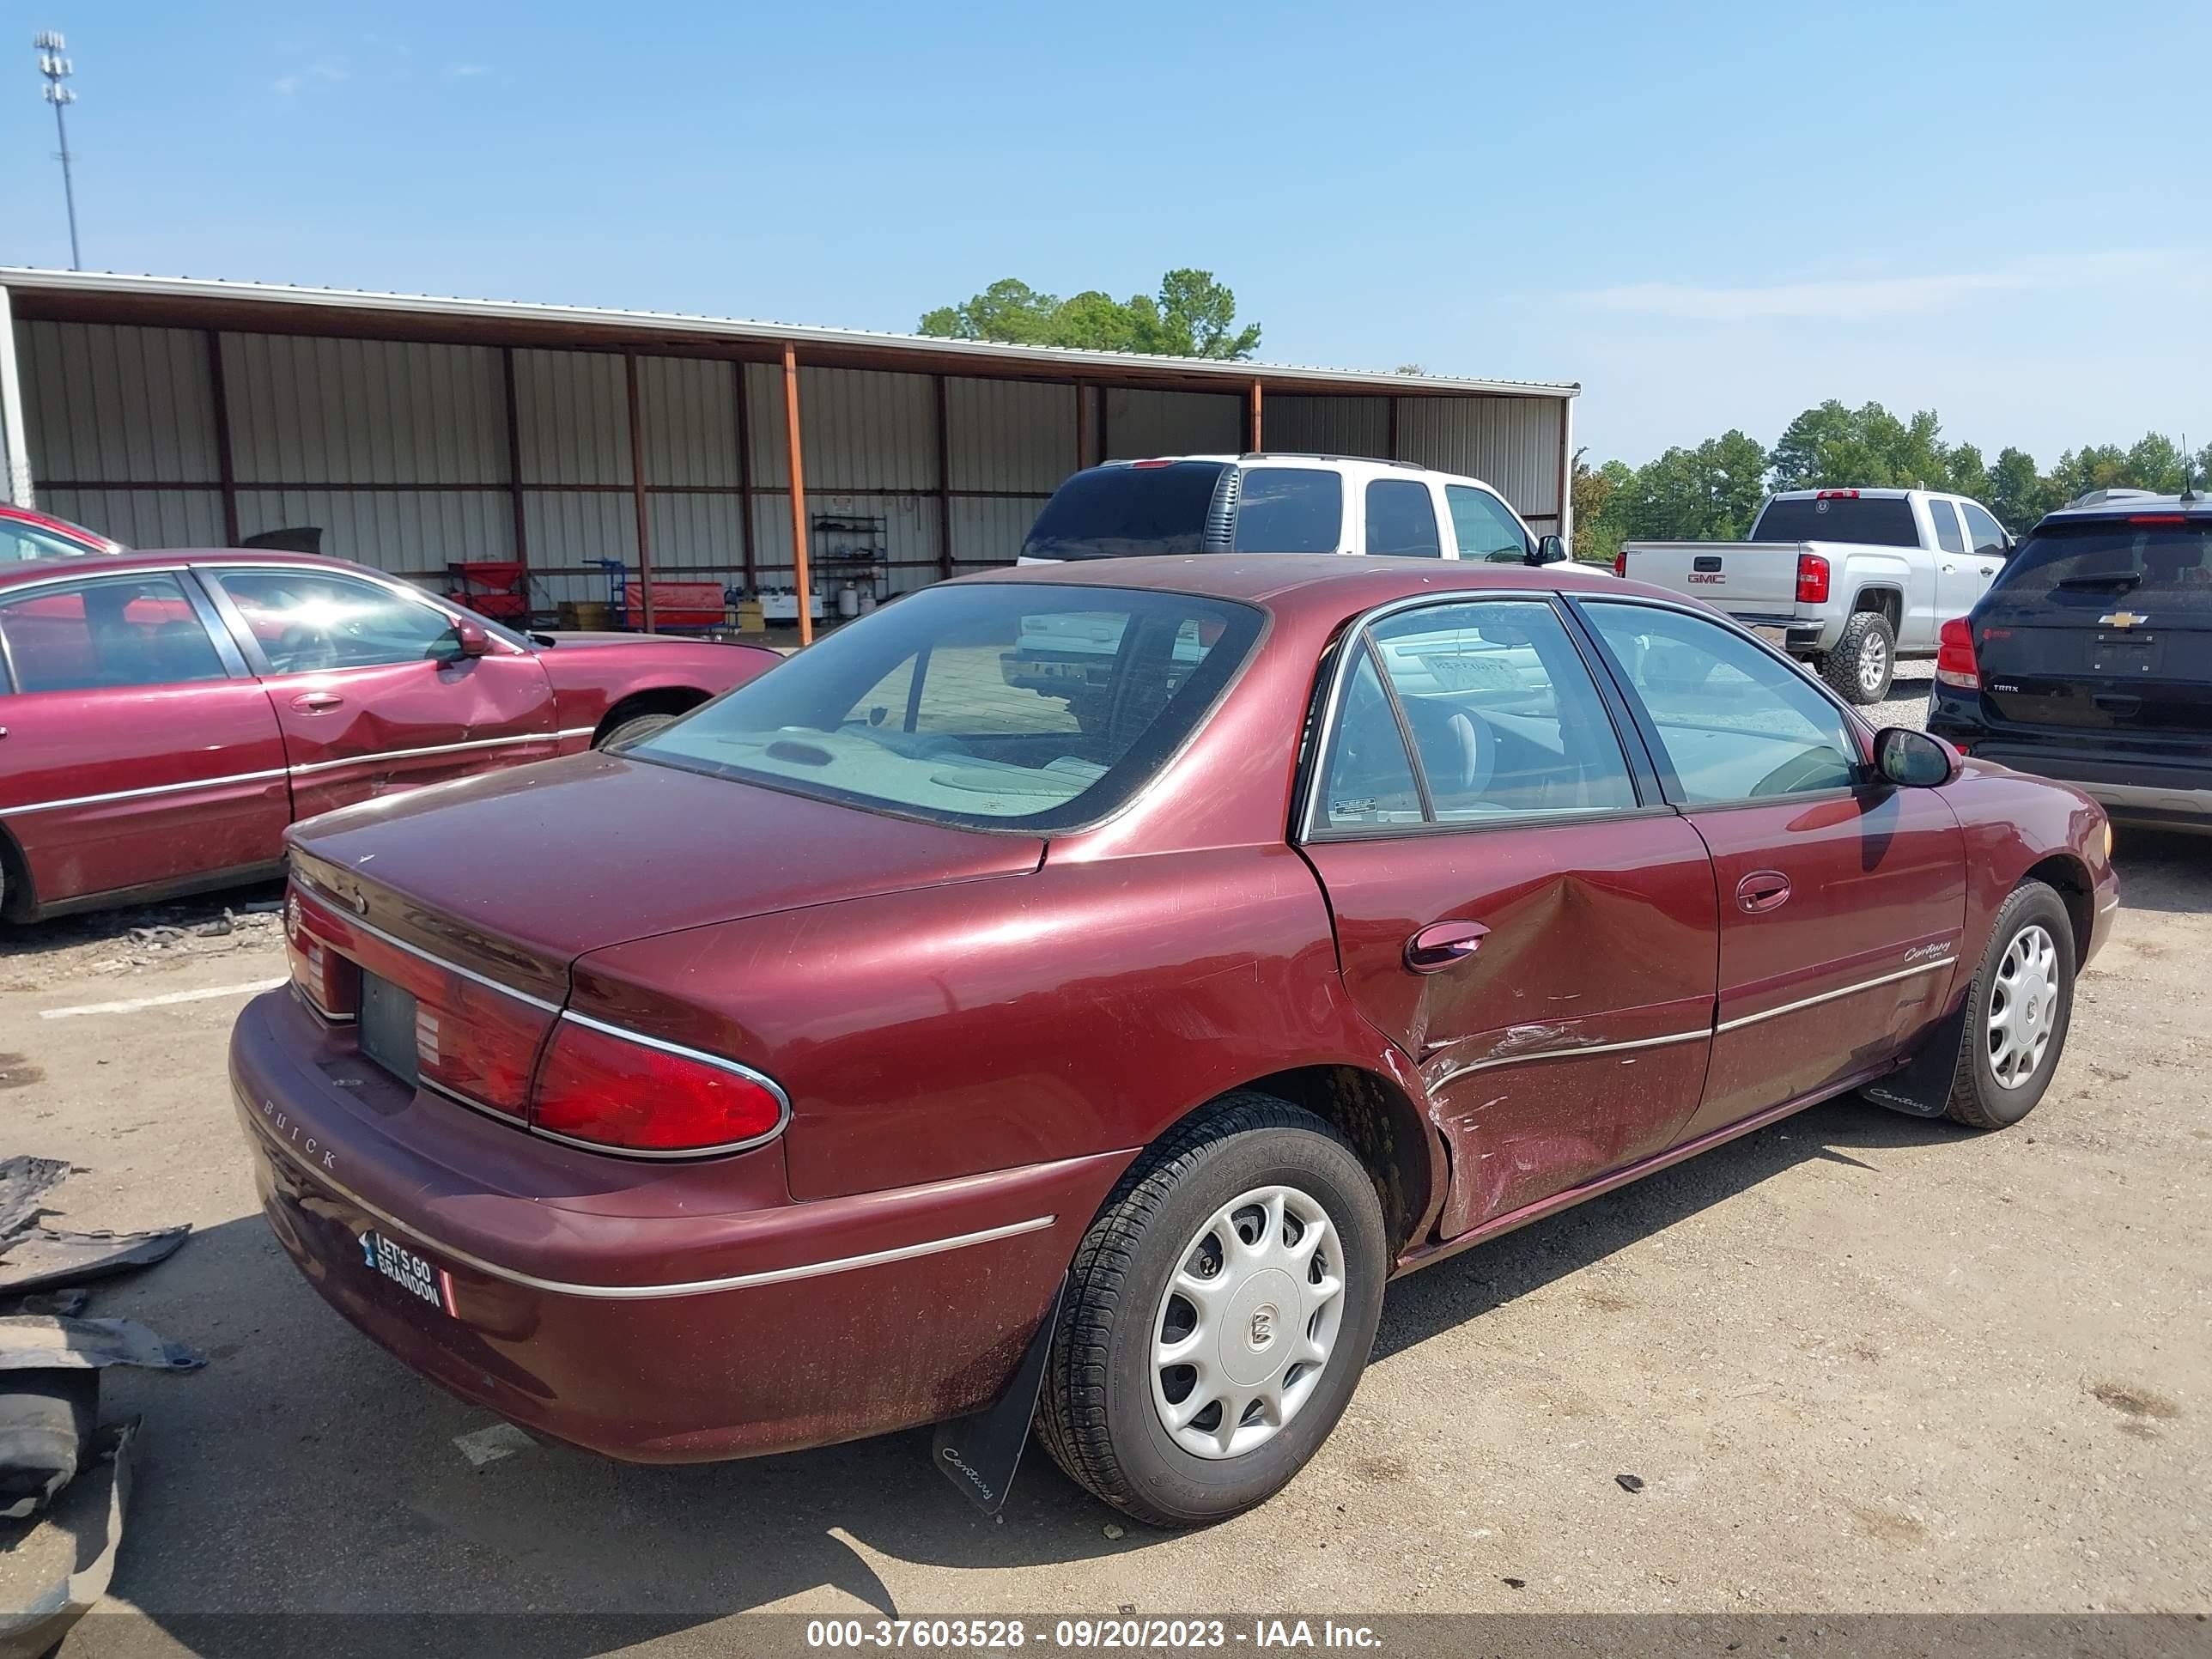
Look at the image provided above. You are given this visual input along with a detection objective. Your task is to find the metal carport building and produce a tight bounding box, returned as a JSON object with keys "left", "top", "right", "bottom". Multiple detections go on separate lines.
{"left": 0, "top": 269, "right": 1577, "bottom": 631}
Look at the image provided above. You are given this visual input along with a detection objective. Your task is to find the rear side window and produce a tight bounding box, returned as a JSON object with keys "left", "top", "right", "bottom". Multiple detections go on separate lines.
{"left": 1987, "top": 520, "right": 2212, "bottom": 619}
{"left": 0, "top": 573, "right": 226, "bottom": 694}
{"left": 1366, "top": 600, "right": 1637, "bottom": 820}
{"left": 1231, "top": 468, "right": 1342, "bottom": 553}
{"left": 1020, "top": 463, "right": 1227, "bottom": 561}
{"left": 1316, "top": 649, "right": 1425, "bottom": 830}
{"left": 1752, "top": 495, "right": 1921, "bottom": 547}
{"left": 1364, "top": 480, "right": 1443, "bottom": 557}
{"left": 1444, "top": 486, "right": 1531, "bottom": 561}
{"left": 1929, "top": 501, "right": 1966, "bottom": 555}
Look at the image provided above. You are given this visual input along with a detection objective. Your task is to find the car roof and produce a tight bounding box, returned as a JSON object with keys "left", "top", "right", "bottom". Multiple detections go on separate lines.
{"left": 1765, "top": 486, "right": 1952, "bottom": 502}
{"left": 956, "top": 552, "right": 1654, "bottom": 615}
{"left": 2038, "top": 491, "right": 2212, "bottom": 526}
{"left": 0, "top": 546, "right": 367, "bottom": 587}
{"left": 1097, "top": 453, "right": 1493, "bottom": 489}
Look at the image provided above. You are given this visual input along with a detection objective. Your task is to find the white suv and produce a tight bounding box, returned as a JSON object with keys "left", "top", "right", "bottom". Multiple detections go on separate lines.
{"left": 1018, "top": 453, "right": 1564, "bottom": 565}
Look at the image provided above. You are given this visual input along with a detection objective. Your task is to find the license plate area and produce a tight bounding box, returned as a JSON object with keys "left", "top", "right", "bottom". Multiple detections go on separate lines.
{"left": 358, "top": 971, "right": 421, "bottom": 1090}
{"left": 2088, "top": 633, "right": 2158, "bottom": 675}
{"left": 359, "top": 1229, "right": 454, "bottom": 1316}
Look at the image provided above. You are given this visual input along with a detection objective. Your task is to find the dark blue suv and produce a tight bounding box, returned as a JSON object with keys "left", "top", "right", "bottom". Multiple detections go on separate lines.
{"left": 1928, "top": 491, "right": 2212, "bottom": 832}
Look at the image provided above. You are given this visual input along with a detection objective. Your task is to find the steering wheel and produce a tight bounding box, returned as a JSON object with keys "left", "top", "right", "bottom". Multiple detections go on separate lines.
{"left": 276, "top": 625, "right": 337, "bottom": 673}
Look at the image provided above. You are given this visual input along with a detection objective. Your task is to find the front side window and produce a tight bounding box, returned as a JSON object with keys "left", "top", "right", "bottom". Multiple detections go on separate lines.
{"left": 1960, "top": 501, "right": 2008, "bottom": 557}
{"left": 1231, "top": 468, "right": 1342, "bottom": 554}
{"left": 1364, "top": 480, "right": 1443, "bottom": 558}
{"left": 1929, "top": 501, "right": 1966, "bottom": 555}
{"left": 630, "top": 583, "right": 1261, "bottom": 830}
{"left": 1445, "top": 485, "right": 1532, "bottom": 562}
{"left": 1582, "top": 602, "right": 1861, "bottom": 804}
{"left": 0, "top": 573, "right": 226, "bottom": 694}
{"left": 210, "top": 569, "right": 460, "bottom": 673}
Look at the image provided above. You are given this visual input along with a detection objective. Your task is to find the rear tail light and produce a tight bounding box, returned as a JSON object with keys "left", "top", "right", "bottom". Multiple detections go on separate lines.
{"left": 1613, "top": 548, "right": 1628, "bottom": 579}
{"left": 285, "top": 890, "right": 359, "bottom": 1022}
{"left": 414, "top": 975, "right": 546, "bottom": 1119}
{"left": 1814, "top": 489, "right": 1861, "bottom": 500}
{"left": 1936, "top": 616, "right": 1980, "bottom": 690}
{"left": 531, "top": 1015, "right": 788, "bottom": 1155}
{"left": 1795, "top": 553, "right": 1830, "bottom": 605}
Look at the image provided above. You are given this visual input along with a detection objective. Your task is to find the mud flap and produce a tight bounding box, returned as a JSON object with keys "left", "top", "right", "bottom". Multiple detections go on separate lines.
{"left": 1860, "top": 1003, "right": 1967, "bottom": 1118}
{"left": 932, "top": 1275, "right": 1066, "bottom": 1516}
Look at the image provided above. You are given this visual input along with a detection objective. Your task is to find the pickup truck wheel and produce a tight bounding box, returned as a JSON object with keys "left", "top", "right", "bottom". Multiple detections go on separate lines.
{"left": 1037, "top": 1093, "right": 1387, "bottom": 1528}
{"left": 1942, "top": 880, "right": 2075, "bottom": 1129}
{"left": 596, "top": 713, "right": 675, "bottom": 749}
{"left": 1820, "top": 612, "right": 1896, "bottom": 703}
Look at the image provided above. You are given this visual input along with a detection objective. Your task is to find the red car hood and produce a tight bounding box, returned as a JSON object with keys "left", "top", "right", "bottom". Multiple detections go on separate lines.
{"left": 286, "top": 751, "right": 1041, "bottom": 993}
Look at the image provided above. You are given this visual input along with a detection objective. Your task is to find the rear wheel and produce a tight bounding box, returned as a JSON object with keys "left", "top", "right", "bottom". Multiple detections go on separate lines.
{"left": 1037, "top": 1094, "right": 1387, "bottom": 1528}
{"left": 1942, "top": 880, "right": 2076, "bottom": 1129}
{"left": 1820, "top": 611, "right": 1896, "bottom": 704}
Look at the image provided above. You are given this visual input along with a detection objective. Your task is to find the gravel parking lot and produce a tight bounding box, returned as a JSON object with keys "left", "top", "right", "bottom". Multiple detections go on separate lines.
{"left": 8, "top": 659, "right": 2207, "bottom": 1650}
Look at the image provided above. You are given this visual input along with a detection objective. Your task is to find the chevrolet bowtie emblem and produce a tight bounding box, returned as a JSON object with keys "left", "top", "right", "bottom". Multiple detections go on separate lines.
{"left": 2100, "top": 611, "right": 2149, "bottom": 629}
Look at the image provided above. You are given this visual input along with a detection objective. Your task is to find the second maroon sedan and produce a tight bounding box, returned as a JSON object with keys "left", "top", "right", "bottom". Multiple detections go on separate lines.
{"left": 231, "top": 555, "right": 2113, "bottom": 1527}
{"left": 0, "top": 550, "right": 778, "bottom": 921}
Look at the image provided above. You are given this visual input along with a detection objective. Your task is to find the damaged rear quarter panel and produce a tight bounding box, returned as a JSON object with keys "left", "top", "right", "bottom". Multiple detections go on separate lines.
{"left": 566, "top": 843, "right": 1399, "bottom": 1202}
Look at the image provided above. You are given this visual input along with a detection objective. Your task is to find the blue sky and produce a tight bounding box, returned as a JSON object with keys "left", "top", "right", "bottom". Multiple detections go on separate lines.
{"left": 2, "top": 0, "right": 2205, "bottom": 467}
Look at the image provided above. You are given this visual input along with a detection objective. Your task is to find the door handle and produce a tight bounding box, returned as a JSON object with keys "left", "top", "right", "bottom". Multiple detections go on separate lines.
{"left": 290, "top": 691, "right": 344, "bottom": 713}
{"left": 1406, "top": 919, "right": 1489, "bottom": 974}
{"left": 1735, "top": 871, "right": 1791, "bottom": 914}
{"left": 2092, "top": 692, "right": 2141, "bottom": 714}
{"left": 1940, "top": 563, "right": 1956, "bottom": 574}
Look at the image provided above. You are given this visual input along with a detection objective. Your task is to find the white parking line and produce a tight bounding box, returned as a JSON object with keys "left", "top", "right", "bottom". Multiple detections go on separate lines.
{"left": 40, "top": 977, "right": 288, "bottom": 1020}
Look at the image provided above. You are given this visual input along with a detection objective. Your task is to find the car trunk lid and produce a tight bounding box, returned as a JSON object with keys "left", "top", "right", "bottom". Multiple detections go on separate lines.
{"left": 286, "top": 748, "right": 1044, "bottom": 988}
{"left": 1617, "top": 541, "right": 1807, "bottom": 618}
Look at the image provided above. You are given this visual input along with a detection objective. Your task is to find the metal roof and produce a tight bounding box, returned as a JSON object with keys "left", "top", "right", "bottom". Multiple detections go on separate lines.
{"left": 0, "top": 268, "right": 1577, "bottom": 401}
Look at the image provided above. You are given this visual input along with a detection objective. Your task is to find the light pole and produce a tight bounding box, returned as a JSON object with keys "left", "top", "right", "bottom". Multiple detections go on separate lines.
{"left": 34, "top": 32, "right": 80, "bottom": 270}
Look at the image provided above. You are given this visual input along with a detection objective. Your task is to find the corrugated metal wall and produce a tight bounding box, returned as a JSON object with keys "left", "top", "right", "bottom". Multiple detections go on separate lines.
{"left": 12, "top": 316, "right": 1570, "bottom": 614}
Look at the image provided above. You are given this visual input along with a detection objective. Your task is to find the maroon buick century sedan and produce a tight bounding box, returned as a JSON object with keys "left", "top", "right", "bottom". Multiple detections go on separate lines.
{"left": 232, "top": 555, "right": 2114, "bottom": 1527}
{"left": 0, "top": 550, "right": 777, "bottom": 921}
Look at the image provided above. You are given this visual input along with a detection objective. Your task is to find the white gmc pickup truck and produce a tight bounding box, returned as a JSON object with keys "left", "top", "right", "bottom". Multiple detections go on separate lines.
{"left": 1616, "top": 487, "right": 2014, "bottom": 702}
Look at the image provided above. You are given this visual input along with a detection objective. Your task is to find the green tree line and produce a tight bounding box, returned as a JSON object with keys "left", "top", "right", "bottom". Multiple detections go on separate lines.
{"left": 920, "top": 270, "right": 1262, "bottom": 359}
{"left": 1572, "top": 400, "right": 2209, "bottom": 564}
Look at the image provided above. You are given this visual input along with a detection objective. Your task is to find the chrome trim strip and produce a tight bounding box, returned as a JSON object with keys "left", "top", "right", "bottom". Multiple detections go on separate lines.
{"left": 285, "top": 730, "right": 569, "bottom": 777}
{"left": 2, "top": 728, "right": 599, "bottom": 817}
{"left": 1430, "top": 1025, "right": 1710, "bottom": 1088}
{"left": 247, "top": 1110, "right": 1056, "bottom": 1300}
{"left": 0, "top": 766, "right": 290, "bottom": 817}
{"left": 290, "top": 884, "right": 565, "bottom": 1014}
{"left": 1715, "top": 956, "right": 1954, "bottom": 1035}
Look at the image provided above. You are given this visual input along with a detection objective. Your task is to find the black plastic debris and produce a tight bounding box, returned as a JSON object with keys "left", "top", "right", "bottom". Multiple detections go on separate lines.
{"left": 1615, "top": 1473, "right": 1647, "bottom": 1493}
{"left": 0, "top": 1158, "right": 68, "bottom": 1243}
{"left": 0, "top": 1417, "right": 137, "bottom": 1659}
{"left": 0, "top": 1226, "right": 190, "bottom": 1297}
{"left": 0, "top": 1316, "right": 207, "bottom": 1376}
{"left": 0, "top": 1372, "right": 95, "bottom": 1521}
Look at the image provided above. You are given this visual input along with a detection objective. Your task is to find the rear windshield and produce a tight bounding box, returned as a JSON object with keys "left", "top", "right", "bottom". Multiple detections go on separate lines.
{"left": 1751, "top": 496, "right": 1920, "bottom": 547}
{"left": 1985, "top": 520, "right": 2212, "bottom": 621}
{"left": 626, "top": 583, "right": 1263, "bottom": 830}
{"left": 1021, "top": 463, "right": 1227, "bottom": 561}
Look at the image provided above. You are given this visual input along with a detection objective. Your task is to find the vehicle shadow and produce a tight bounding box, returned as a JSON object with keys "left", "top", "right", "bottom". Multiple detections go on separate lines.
{"left": 82, "top": 1095, "right": 1943, "bottom": 1656}
{"left": 2106, "top": 828, "right": 2212, "bottom": 918}
{"left": 0, "top": 878, "right": 284, "bottom": 961}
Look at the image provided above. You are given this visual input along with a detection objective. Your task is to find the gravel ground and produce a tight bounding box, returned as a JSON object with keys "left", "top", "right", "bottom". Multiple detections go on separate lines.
{"left": 8, "top": 669, "right": 2206, "bottom": 1652}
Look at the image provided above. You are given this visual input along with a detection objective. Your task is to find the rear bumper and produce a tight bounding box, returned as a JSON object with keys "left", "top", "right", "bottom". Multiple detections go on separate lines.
{"left": 230, "top": 988, "right": 1126, "bottom": 1462}
{"left": 1932, "top": 722, "right": 2212, "bottom": 830}
{"left": 1721, "top": 611, "right": 1829, "bottom": 653}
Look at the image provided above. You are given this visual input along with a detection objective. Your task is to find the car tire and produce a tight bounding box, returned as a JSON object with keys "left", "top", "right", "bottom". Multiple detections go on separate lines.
{"left": 1036, "top": 1092, "right": 1388, "bottom": 1528}
{"left": 595, "top": 712, "right": 676, "bottom": 749}
{"left": 1819, "top": 611, "right": 1896, "bottom": 704}
{"left": 1941, "top": 880, "right": 2076, "bottom": 1130}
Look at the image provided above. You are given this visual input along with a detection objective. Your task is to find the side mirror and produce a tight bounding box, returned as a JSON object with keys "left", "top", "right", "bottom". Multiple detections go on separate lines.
{"left": 438, "top": 619, "right": 492, "bottom": 660}
{"left": 1874, "top": 726, "right": 1960, "bottom": 788}
{"left": 1531, "top": 535, "right": 1568, "bottom": 566}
